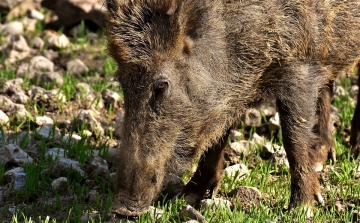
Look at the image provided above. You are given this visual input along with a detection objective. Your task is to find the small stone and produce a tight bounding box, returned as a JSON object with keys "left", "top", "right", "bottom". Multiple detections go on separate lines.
{"left": 21, "top": 18, "right": 37, "bottom": 32}
{"left": 0, "top": 21, "right": 23, "bottom": 36}
{"left": 268, "top": 112, "right": 281, "bottom": 132}
{"left": 35, "top": 116, "right": 54, "bottom": 126}
{"left": 244, "top": 108, "right": 262, "bottom": 127}
{"left": 88, "top": 190, "right": 99, "bottom": 202}
{"left": 105, "top": 148, "right": 117, "bottom": 165}
{"left": 46, "top": 33, "right": 70, "bottom": 49}
{"left": 51, "top": 177, "right": 68, "bottom": 193}
{"left": 148, "top": 206, "right": 164, "bottom": 221}
{"left": 270, "top": 146, "right": 289, "bottom": 168}
{"left": 74, "top": 110, "right": 104, "bottom": 136}
{"left": 230, "top": 140, "right": 249, "bottom": 155}
{"left": 335, "top": 201, "right": 344, "bottom": 212}
{"left": 52, "top": 158, "right": 85, "bottom": 178}
{"left": 37, "top": 124, "right": 60, "bottom": 138}
{"left": 62, "top": 133, "right": 82, "bottom": 143}
{"left": 76, "top": 82, "right": 93, "bottom": 93}
{"left": 179, "top": 205, "right": 207, "bottom": 223}
{"left": 45, "top": 148, "right": 66, "bottom": 160}
{"left": 0, "top": 110, "right": 9, "bottom": 125}
{"left": 224, "top": 164, "right": 248, "bottom": 180}
{"left": 0, "top": 0, "right": 25, "bottom": 10}
{"left": 2, "top": 78, "right": 23, "bottom": 95}
{"left": 43, "top": 49, "right": 59, "bottom": 60}
{"left": 30, "top": 37, "right": 45, "bottom": 49}
{"left": 250, "top": 133, "right": 266, "bottom": 145}
{"left": 4, "top": 35, "right": 30, "bottom": 64}
{"left": 16, "top": 63, "right": 31, "bottom": 77}
{"left": 27, "top": 9, "right": 45, "bottom": 20}
{"left": 11, "top": 91, "right": 29, "bottom": 104}
{"left": 67, "top": 59, "right": 89, "bottom": 75}
{"left": 334, "top": 85, "right": 346, "bottom": 97}
{"left": 3, "top": 167, "right": 26, "bottom": 190}
{"left": 229, "top": 130, "right": 243, "bottom": 142}
{"left": 183, "top": 221, "right": 200, "bottom": 223}
{"left": 0, "top": 144, "right": 33, "bottom": 167}
{"left": 40, "top": 72, "right": 64, "bottom": 86}
{"left": 30, "top": 55, "right": 54, "bottom": 72}
{"left": 227, "top": 186, "right": 262, "bottom": 208}
{"left": 349, "top": 85, "right": 359, "bottom": 99}
{"left": 199, "top": 198, "right": 231, "bottom": 210}
{"left": 84, "top": 156, "right": 109, "bottom": 178}
{"left": 102, "top": 89, "right": 121, "bottom": 108}
{"left": 262, "top": 142, "right": 282, "bottom": 157}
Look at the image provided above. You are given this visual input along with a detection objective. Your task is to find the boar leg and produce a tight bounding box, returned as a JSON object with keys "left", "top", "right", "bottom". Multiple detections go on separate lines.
{"left": 312, "top": 81, "right": 337, "bottom": 170}
{"left": 275, "top": 64, "right": 325, "bottom": 211}
{"left": 182, "top": 130, "right": 230, "bottom": 207}
{"left": 351, "top": 63, "right": 360, "bottom": 157}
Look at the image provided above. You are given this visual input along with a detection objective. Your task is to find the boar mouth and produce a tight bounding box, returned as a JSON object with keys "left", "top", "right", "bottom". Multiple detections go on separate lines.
{"left": 112, "top": 193, "right": 152, "bottom": 217}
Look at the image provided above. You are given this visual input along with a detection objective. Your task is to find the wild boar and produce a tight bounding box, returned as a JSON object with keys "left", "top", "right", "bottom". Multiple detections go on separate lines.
{"left": 105, "top": 0, "right": 360, "bottom": 216}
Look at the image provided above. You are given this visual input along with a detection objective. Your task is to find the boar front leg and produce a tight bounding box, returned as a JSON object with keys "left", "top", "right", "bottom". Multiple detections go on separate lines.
{"left": 275, "top": 64, "right": 327, "bottom": 213}
{"left": 181, "top": 129, "right": 230, "bottom": 207}
{"left": 351, "top": 63, "right": 360, "bottom": 157}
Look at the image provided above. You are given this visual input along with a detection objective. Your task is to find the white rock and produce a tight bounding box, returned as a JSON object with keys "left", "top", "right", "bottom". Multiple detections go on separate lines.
{"left": 45, "top": 148, "right": 66, "bottom": 160}
{"left": 0, "top": 110, "right": 9, "bottom": 125}
{"left": 230, "top": 140, "right": 249, "bottom": 155}
{"left": 31, "top": 37, "right": 45, "bottom": 49}
{"left": 67, "top": 59, "right": 89, "bottom": 75}
{"left": 102, "top": 89, "right": 121, "bottom": 107}
{"left": 12, "top": 91, "right": 29, "bottom": 104}
{"left": 0, "top": 144, "right": 33, "bottom": 166}
{"left": 46, "top": 33, "right": 70, "bottom": 49}
{"left": 30, "top": 55, "right": 54, "bottom": 72}
{"left": 27, "top": 9, "right": 45, "bottom": 20}
{"left": 268, "top": 112, "right": 281, "bottom": 132}
{"left": 0, "top": 21, "right": 23, "bottom": 36}
{"left": 52, "top": 158, "right": 85, "bottom": 177}
{"left": 51, "top": 177, "right": 68, "bottom": 192}
{"left": 35, "top": 116, "right": 54, "bottom": 125}
{"left": 224, "top": 164, "right": 248, "bottom": 179}
{"left": 21, "top": 18, "right": 37, "bottom": 32}
{"left": 250, "top": 133, "right": 266, "bottom": 145}
{"left": 63, "top": 133, "right": 82, "bottom": 142}
{"left": 229, "top": 130, "right": 243, "bottom": 142}
{"left": 244, "top": 108, "right": 262, "bottom": 127}
{"left": 4, "top": 35, "right": 30, "bottom": 64}
{"left": 3, "top": 167, "right": 27, "bottom": 190}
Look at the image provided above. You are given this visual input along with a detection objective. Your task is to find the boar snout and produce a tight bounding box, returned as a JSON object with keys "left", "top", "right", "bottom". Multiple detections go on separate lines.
{"left": 113, "top": 154, "right": 166, "bottom": 216}
{"left": 112, "top": 192, "right": 151, "bottom": 216}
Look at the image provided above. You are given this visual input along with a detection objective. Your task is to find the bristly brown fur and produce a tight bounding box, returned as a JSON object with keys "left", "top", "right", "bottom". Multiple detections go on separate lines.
{"left": 105, "top": 0, "right": 360, "bottom": 216}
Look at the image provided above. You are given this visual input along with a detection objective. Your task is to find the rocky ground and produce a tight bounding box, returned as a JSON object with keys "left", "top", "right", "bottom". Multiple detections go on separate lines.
{"left": 0, "top": 1, "right": 360, "bottom": 223}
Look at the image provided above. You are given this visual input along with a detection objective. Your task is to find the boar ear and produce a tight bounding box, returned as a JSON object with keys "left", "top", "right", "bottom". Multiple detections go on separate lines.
{"left": 152, "top": 0, "right": 180, "bottom": 15}
{"left": 179, "top": 1, "right": 221, "bottom": 40}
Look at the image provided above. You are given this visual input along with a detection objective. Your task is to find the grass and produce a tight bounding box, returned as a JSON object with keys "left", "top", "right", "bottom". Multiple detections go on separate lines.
{"left": 0, "top": 18, "right": 359, "bottom": 223}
